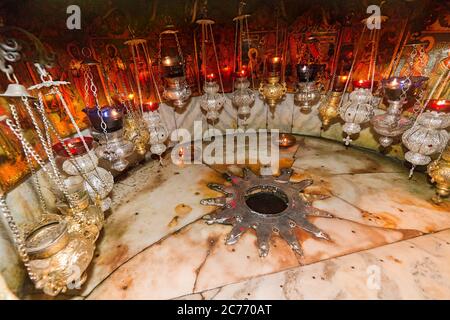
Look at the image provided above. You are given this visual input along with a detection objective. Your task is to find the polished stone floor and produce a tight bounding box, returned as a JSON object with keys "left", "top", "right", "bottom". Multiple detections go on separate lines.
{"left": 24, "top": 135, "right": 450, "bottom": 300}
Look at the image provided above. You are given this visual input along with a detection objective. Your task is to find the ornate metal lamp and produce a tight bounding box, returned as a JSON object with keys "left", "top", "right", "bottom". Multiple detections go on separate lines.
{"left": 159, "top": 26, "right": 191, "bottom": 108}
{"left": 259, "top": 56, "right": 287, "bottom": 114}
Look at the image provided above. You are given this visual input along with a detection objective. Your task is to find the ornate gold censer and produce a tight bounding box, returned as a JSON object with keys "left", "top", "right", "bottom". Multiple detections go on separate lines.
{"left": 319, "top": 90, "right": 342, "bottom": 127}
{"left": 259, "top": 75, "right": 287, "bottom": 113}
{"left": 428, "top": 143, "right": 450, "bottom": 204}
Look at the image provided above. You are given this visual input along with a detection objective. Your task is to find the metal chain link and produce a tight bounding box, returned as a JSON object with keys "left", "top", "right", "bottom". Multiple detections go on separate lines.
{"left": 3, "top": 118, "right": 76, "bottom": 211}
{"left": 82, "top": 65, "right": 110, "bottom": 145}
{"left": 34, "top": 93, "right": 103, "bottom": 197}
{"left": 50, "top": 85, "right": 106, "bottom": 185}
{"left": 19, "top": 95, "right": 77, "bottom": 208}
{"left": 0, "top": 194, "right": 37, "bottom": 282}
{"left": 399, "top": 44, "right": 417, "bottom": 103}
{"left": 9, "top": 104, "right": 48, "bottom": 215}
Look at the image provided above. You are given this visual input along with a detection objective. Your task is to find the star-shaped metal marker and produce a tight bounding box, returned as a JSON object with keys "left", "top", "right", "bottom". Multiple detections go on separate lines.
{"left": 200, "top": 168, "right": 333, "bottom": 257}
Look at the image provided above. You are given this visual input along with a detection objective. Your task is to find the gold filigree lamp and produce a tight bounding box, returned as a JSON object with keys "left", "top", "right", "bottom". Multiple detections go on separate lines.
{"left": 428, "top": 145, "right": 450, "bottom": 203}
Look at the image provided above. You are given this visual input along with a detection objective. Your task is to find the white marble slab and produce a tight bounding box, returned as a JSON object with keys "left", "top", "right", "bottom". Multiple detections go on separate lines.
{"left": 178, "top": 230, "right": 450, "bottom": 300}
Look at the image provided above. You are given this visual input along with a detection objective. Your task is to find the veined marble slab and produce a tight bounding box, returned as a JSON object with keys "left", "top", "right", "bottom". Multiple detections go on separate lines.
{"left": 86, "top": 218, "right": 415, "bottom": 300}
{"left": 178, "top": 230, "right": 450, "bottom": 300}
{"left": 77, "top": 154, "right": 226, "bottom": 296}
{"left": 15, "top": 135, "right": 450, "bottom": 300}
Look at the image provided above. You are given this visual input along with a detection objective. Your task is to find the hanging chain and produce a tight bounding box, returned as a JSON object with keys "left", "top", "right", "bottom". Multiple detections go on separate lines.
{"left": 3, "top": 117, "right": 77, "bottom": 210}
{"left": 0, "top": 193, "right": 37, "bottom": 282}
{"left": 34, "top": 93, "right": 103, "bottom": 196}
{"left": 412, "top": 44, "right": 427, "bottom": 115}
{"left": 82, "top": 65, "right": 109, "bottom": 145}
{"left": 20, "top": 96, "right": 67, "bottom": 196}
{"left": 9, "top": 104, "right": 48, "bottom": 215}
{"left": 174, "top": 33, "right": 185, "bottom": 64}
{"left": 400, "top": 44, "right": 417, "bottom": 103}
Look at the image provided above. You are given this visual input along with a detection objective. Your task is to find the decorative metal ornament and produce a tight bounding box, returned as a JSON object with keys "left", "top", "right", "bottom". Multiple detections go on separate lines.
{"left": 258, "top": 76, "right": 287, "bottom": 114}
{"left": 319, "top": 91, "right": 342, "bottom": 127}
{"left": 232, "top": 75, "right": 255, "bottom": 124}
{"left": 162, "top": 76, "right": 192, "bottom": 107}
{"left": 294, "top": 82, "right": 321, "bottom": 112}
{"left": 56, "top": 176, "right": 104, "bottom": 242}
{"left": 428, "top": 145, "right": 450, "bottom": 203}
{"left": 93, "top": 129, "right": 135, "bottom": 172}
{"left": 340, "top": 88, "right": 374, "bottom": 145}
{"left": 200, "top": 168, "right": 332, "bottom": 257}
{"left": 52, "top": 137, "right": 114, "bottom": 212}
{"left": 371, "top": 100, "right": 412, "bottom": 147}
{"left": 24, "top": 213, "right": 95, "bottom": 296}
{"left": 143, "top": 110, "right": 168, "bottom": 156}
{"left": 159, "top": 26, "right": 192, "bottom": 108}
{"left": 123, "top": 115, "right": 150, "bottom": 156}
{"left": 402, "top": 111, "right": 450, "bottom": 176}
{"left": 200, "top": 80, "right": 226, "bottom": 121}
{"left": 294, "top": 64, "right": 322, "bottom": 112}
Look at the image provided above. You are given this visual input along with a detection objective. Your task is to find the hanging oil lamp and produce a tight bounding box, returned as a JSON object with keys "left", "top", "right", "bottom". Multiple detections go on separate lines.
{"left": 259, "top": 56, "right": 287, "bottom": 114}
{"left": 372, "top": 76, "right": 429, "bottom": 147}
{"left": 294, "top": 63, "right": 322, "bottom": 112}
{"left": 196, "top": 11, "right": 227, "bottom": 123}
{"left": 52, "top": 136, "right": 114, "bottom": 212}
{"left": 0, "top": 117, "right": 96, "bottom": 296}
{"left": 56, "top": 176, "right": 104, "bottom": 242}
{"left": 339, "top": 14, "right": 385, "bottom": 145}
{"left": 200, "top": 73, "right": 226, "bottom": 122}
{"left": 142, "top": 102, "right": 168, "bottom": 157}
{"left": 372, "top": 38, "right": 430, "bottom": 148}
{"left": 319, "top": 75, "right": 347, "bottom": 127}
{"left": 340, "top": 80, "right": 375, "bottom": 145}
{"left": 232, "top": 68, "right": 255, "bottom": 125}
{"left": 402, "top": 111, "right": 449, "bottom": 175}
{"left": 402, "top": 59, "right": 450, "bottom": 176}
{"left": 84, "top": 105, "right": 134, "bottom": 172}
{"left": 123, "top": 38, "right": 154, "bottom": 155}
{"left": 160, "top": 26, "right": 191, "bottom": 108}
{"left": 428, "top": 142, "right": 450, "bottom": 204}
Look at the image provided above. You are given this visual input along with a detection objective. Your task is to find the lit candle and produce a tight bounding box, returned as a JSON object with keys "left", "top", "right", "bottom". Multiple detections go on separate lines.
{"left": 382, "top": 77, "right": 404, "bottom": 101}
{"left": 278, "top": 133, "right": 296, "bottom": 148}
{"left": 161, "top": 55, "right": 184, "bottom": 78}
{"left": 143, "top": 101, "right": 159, "bottom": 112}
{"left": 427, "top": 99, "right": 450, "bottom": 112}
{"left": 352, "top": 79, "right": 372, "bottom": 89}
{"left": 296, "top": 64, "right": 319, "bottom": 82}
{"left": 333, "top": 75, "right": 348, "bottom": 92}
{"left": 268, "top": 56, "right": 281, "bottom": 75}
{"left": 233, "top": 68, "right": 248, "bottom": 78}
{"left": 206, "top": 73, "right": 216, "bottom": 82}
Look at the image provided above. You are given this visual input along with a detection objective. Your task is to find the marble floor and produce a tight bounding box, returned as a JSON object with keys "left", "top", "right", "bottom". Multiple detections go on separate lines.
{"left": 24, "top": 135, "right": 450, "bottom": 300}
